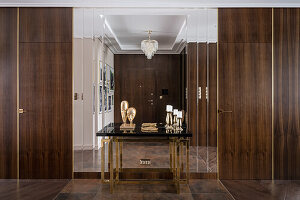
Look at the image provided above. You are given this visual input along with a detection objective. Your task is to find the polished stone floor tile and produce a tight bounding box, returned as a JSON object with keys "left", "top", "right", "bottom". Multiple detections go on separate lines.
{"left": 192, "top": 193, "right": 233, "bottom": 200}
{"left": 56, "top": 193, "right": 97, "bottom": 200}
{"left": 61, "top": 179, "right": 101, "bottom": 194}
{"left": 189, "top": 180, "right": 227, "bottom": 194}
{"left": 221, "top": 180, "right": 292, "bottom": 200}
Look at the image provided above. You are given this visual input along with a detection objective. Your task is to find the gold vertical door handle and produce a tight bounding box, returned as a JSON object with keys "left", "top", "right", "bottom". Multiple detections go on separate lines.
{"left": 218, "top": 109, "right": 232, "bottom": 114}
{"left": 18, "top": 108, "right": 26, "bottom": 114}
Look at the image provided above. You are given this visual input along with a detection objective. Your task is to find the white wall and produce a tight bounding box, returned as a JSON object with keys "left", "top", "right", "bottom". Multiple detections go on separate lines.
{"left": 73, "top": 8, "right": 114, "bottom": 150}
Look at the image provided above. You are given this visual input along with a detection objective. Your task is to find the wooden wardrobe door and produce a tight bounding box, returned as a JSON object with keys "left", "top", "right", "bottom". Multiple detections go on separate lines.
{"left": 218, "top": 43, "right": 272, "bottom": 179}
{"left": 19, "top": 43, "right": 72, "bottom": 179}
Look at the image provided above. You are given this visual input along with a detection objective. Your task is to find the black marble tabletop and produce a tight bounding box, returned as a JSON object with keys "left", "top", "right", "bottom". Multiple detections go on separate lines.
{"left": 96, "top": 123, "right": 192, "bottom": 137}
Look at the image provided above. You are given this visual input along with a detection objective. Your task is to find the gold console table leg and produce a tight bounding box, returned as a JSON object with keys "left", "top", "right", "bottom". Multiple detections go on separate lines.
{"left": 101, "top": 139, "right": 111, "bottom": 183}
{"left": 120, "top": 141, "right": 123, "bottom": 172}
{"left": 116, "top": 139, "right": 119, "bottom": 183}
{"left": 109, "top": 138, "right": 114, "bottom": 193}
{"left": 176, "top": 139, "right": 180, "bottom": 194}
{"left": 185, "top": 139, "right": 190, "bottom": 184}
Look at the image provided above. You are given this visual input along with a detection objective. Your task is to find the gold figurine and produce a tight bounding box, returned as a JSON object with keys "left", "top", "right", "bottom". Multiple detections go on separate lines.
{"left": 127, "top": 107, "right": 136, "bottom": 127}
{"left": 121, "top": 101, "right": 129, "bottom": 125}
{"left": 120, "top": 101, "right": 136, "bottom": 131}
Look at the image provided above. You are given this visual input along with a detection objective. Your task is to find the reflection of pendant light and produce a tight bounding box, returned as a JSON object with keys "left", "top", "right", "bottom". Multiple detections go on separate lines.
{"left": 141, "top": 30, "right": 158, "bottom": 59}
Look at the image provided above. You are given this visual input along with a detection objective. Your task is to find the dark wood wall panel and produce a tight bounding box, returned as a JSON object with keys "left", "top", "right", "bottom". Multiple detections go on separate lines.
{"left": 198, "top": 43, "right": 207, "bottom": 146}
{"left": 0, "top": 8, "right": 17, "bottom": 179}
{"left": 208, "top": 43, "right": 217, "bottom": 147}
{"left": 19, "top": 8, "right": 72, "bottom": 43}
{"left": 219, "top": 8, "right": 272, "bottom": 43}
{"left": 187, "top": 43, "right": 198, "bottom": 146}
{"left": 274, "top": 8, "right": 300, "bottom": 180}
{"left": 19, "top": 8, "right": 72, "bottom": 179}
{"left": 218, "top": 8, "right": 272, "bottom": 179}
{"left": 114, "top": 54, "right": 181, "bottom": 125}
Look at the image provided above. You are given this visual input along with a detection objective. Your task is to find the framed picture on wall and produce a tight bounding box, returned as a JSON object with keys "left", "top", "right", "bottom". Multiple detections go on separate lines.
{"left": 99, "top": 85, "right": 102, "bottom": 113}
{"left": 110, "top": 67, "right": 114, "bottom": 91}
{"left": 104, "top": 64, "right": 107, "bottom": 83}
{"left": 104, "top": 85, "right": 107, "bottom": 112}
{"left": 108, "top": 95, "right": 112, "bottom": 111}
{"left": 99, "top": 61, "right": 102, "bottom": 82}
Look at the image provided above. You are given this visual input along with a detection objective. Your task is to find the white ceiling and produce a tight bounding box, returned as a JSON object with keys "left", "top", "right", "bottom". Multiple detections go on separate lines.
{"left": 105, "top": 15, "right": 186, "bottom": 51}
{"left": 1, "top": 0, "right": 300, "bottom": 7}
{"left": 73, "top": 8, "right": 218, "bottom": 54}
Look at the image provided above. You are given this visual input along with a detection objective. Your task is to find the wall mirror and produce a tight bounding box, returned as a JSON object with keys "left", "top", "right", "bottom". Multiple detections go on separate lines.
{"left": 73, "top": 8, "right": 218, "bottom": 174}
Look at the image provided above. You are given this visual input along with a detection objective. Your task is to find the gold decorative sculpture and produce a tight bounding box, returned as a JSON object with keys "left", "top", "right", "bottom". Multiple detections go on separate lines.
{"left": 121, "top": 101, "right": 129, "bottom": 125}
{"left": 120, "top": 101, "right": 135, "bottom": 131}
{"left": 127, "top": 107, "right": 136, "bottom": 127}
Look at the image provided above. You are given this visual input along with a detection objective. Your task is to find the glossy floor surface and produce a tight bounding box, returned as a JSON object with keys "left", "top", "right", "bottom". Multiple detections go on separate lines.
{"left": 1, "top": 179, "right": 299, "bottom": 200}
{"left": 74, "top": 143, "right": 217, "bottom": 173}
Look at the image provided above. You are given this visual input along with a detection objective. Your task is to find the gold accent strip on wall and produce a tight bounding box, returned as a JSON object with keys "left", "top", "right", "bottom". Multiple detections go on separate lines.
{"left": 216, "top": 8, "right": 219, "bottom": 180}
{"left": 271, "top": 7, "right": 274, "bottom": 181}
{"left": 72, "top": 7, "right": 74, "bottom": 179}
{"left": 16, "top": 7, "right": 20, "bottom": 180}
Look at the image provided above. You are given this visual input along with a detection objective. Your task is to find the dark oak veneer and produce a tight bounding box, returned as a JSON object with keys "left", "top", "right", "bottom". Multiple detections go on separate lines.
{"left": 19, "top": 8, "right": 72, "bottom": 43}
{"left": 187, "top": 43, "right": 198, "bottom": 146}
{"left": 208, "top": 43, "right": 217, "bottom": 147}
{"left": 274, "top": 8, "right": 300, "bottom": 180}
{"left": 0, "top": 8, "right": 18, "bottom": 179}
{"left": 218, "top": 8, "right": 272, "bottom": 179}
{"left": 19, "top": 8, "right": 72, "bottom": 179}
{"left": 218, "top": 8, "right": 272, "bottom": 43}
{"left": 114, "top": 54, "right": 181, "bottom": 125}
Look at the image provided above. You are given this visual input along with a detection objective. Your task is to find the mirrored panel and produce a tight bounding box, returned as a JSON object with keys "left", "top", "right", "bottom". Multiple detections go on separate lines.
{"left": 73, "top": 8, "right": 218, "bottom": 175}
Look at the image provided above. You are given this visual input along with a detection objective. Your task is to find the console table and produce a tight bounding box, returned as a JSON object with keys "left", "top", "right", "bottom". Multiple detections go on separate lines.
{"left": 96, "top": 123, "right": 192, "bottom": 194}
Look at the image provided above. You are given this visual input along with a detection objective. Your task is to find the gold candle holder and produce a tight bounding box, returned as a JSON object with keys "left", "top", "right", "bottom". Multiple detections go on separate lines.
{"left": 177, "top": 111, "right": 183, "bottom": 132}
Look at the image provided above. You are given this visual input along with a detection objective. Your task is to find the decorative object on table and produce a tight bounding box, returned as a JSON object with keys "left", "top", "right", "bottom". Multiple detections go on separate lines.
{"left": 177, "top": 111, "right": 183, "bottom": 132}
{"left": 173, "top": 109, "right": 178, "bottom": 130}
{"left": 141, "top": 30, "right": 158, "bottom": 59}
{"left": 108, "top": 95, "right": 112, "bottom": 111}
{"left": 127, "top": 107, "right": 136, "bottom": 128}
{"left": 165, "top": 105, "right": 173, "bottom": 131}
{"left": 141, "top": 123, "right": 158, "bottom": 132}
{"left": 120, "top": 100, "right": 129, "bottom": 125}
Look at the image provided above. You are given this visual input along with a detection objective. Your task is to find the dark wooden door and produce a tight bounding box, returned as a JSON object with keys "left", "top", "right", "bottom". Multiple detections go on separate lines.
{"left": 19, "top": 8, "right": 72, "bottom": 179}
{"left": 122, "top": 68, "right": 156, "bottom": 125}
{"left": 19, "top": 43, "right": 72, "bottom": 179}
{"left": 218, "top": 43, "right": 272, "bottom": 179}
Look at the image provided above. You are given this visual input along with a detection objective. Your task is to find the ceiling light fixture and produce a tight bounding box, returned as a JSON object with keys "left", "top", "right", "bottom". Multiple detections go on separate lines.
{"left": 141, "top": 30, "right": 158, "bottom": 59}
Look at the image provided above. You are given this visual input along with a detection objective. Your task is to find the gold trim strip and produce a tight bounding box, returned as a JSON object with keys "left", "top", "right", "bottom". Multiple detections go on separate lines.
{"left": 17, "top": 7, "right": 20, "bottom": 180}
{"left": 72, "top": 7, "right": 74, "bottom": 179}
{"left": 216, "top": 8, "right": 219, "bottom": 180}
{"left": 272, "top": 7, "right": 274, "bottom": 181}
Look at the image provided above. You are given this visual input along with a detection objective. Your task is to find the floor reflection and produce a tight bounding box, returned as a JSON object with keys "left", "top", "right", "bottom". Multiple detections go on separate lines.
{"left": 74, "top": 143, "right": 217, "bottom": 173}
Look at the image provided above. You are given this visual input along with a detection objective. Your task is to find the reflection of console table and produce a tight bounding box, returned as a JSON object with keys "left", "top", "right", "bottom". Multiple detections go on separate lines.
{"left": 96, "top": 123, "right": 192, "bottom": 194}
